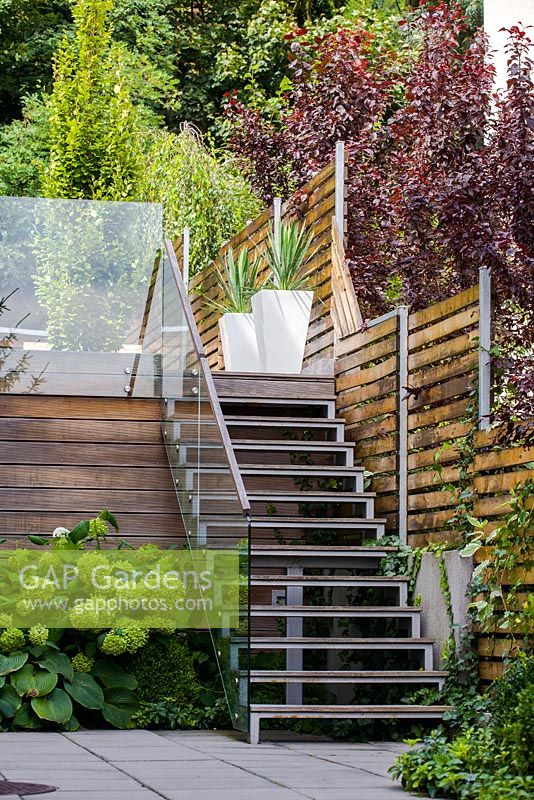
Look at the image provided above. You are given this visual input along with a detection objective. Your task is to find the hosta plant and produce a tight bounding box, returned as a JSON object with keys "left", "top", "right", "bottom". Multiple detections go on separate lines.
{"left": 0, "top": 632, "right": 139, "bottom": 731}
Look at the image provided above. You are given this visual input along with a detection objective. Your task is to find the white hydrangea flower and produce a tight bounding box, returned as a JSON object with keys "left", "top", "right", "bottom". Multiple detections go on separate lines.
{"left": 52, "top": 526, "right": 70, "bottom": 538}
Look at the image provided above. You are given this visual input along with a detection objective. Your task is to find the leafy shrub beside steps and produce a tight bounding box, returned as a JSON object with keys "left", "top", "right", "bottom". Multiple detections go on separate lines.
{"left": 0, "top": 625, "right": 220, "bottom": 732}
{"left": 390, "top": 653, "right": 534, "bottom": 799}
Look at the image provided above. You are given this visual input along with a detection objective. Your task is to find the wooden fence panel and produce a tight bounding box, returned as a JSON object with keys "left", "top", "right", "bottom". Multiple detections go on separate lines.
{"left": 336, "top": 314, "right": 401, "bottom": 532}
{"left": 0, "top": 396, "right": 185, "bottom": 547}
{"left": 406, "top": 287, "right": 480, "bottom": 545}
{"left": 330, "top": 274, "right": 533, "bottom": 682}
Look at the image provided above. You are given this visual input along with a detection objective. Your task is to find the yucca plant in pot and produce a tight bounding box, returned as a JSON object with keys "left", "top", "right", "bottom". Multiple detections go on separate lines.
{"left": 206, "top": 247, "right": 262, "bottom": 371}
{"left": 252, "top": 221, "right": 315, "bottom": 374}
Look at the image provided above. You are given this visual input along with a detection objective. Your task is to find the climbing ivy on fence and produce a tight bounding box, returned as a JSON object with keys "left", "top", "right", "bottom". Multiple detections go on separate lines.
{"left": 460, "top": 479, "right": 534, "bottom": 653}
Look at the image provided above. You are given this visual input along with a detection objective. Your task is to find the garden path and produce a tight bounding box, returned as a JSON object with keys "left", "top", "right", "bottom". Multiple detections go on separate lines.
{"left": 0, "top": 730, "right": 433, "bottom": 800}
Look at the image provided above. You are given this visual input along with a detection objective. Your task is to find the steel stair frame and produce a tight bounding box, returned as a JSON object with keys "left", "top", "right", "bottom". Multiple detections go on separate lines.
{"left": 214, "top": 373, "right": 451, "bottom": 743}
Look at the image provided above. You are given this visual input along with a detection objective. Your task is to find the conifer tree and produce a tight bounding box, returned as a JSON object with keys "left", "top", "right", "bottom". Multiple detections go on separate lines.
{"left": 43, "top": 0, "right": 143, "bottom": 200}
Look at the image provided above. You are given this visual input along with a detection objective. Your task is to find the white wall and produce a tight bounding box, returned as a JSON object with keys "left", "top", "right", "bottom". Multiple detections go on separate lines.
{"left": 484, "top": 1, "right": 534, "bottom": 93}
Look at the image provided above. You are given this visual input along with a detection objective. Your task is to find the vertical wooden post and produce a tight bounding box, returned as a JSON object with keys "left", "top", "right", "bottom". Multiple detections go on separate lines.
{"left": 273, "top": 198, "right": 282, "bottom": 288}
{"left": 397, "top": 306, "right": 409, "bottom": 543}
{"left": 335, "top": 141, "right": 345, "bottom": 242}
{"left": 183, "top": 228, "right": 190, "bottom": 290}
{"left": 478, "top": 267, "right": 492, "bottom": 430}
{"left": 273, "top": 197, "right": 282, "bottom": 241}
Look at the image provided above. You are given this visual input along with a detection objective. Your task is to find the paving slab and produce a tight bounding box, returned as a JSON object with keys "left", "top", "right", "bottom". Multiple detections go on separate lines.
{"left": 307, "top": 790, "right": 407, "bottom": 800}
{"left": 160, "top": 790, "right": 305, "bottom": 800}
{"left": 24, "top": 793, "right": 162, "bottom": 800}
{"left": 0, "top": 729, "right": 431, "bottom": 800}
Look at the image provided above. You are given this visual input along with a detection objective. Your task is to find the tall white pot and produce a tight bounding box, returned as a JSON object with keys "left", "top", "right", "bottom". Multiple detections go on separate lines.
{"left": 218, "top": 312, "right": 261, "bottom": 372}
{"left": 252, "top": 289, "right": 313, "bottom": 374}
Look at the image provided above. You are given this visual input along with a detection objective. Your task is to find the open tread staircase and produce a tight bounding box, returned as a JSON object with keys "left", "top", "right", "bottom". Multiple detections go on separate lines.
{"left": 215, "top": 372, "right": 450, "bottom": 744}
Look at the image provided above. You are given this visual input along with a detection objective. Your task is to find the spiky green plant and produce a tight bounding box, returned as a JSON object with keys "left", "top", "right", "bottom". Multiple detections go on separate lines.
{"left": 206, "top": 247, "right": 262, "bottom": 314}
{"left": 264, "top": 221, "right": 315, "bottom": 291}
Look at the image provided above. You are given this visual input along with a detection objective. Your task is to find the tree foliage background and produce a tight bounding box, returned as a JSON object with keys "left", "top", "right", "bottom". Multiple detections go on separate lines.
{"left": 0, "top": 1, "right": 482, "bottom": 128}
{"left": 0, "top": 0, "right": 263, "bottom": 273}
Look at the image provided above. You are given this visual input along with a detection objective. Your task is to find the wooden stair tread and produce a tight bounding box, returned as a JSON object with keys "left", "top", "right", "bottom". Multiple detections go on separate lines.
{"left": 214, "top": 371, "right": 334, "bottom": 381}
{"left": 250, "top": 670, "right": 448, "bottom": 678}
{"left": 218, "top": 391, "right": 336, "bottom": 400}
{"left": 250, "top": 604, "right": 420, "bottom": 620}
{"left": 233, "top": 439, "right": 355, "bottom": 447}
{"left": 248, "top": 491, "right": 375, "bottom": 498}
{"left": 241, "top": 464, "right": 364, "bottom": 472}
{"left": 251, "top": 605, "right": 420, "bottom": 612}
{"left": 250, "top": 704, "right": 452, "bottom": 712}
{"left": 252, "top": 516, "right": 386, "bottom": 525}
{"left": 225, "top": 416, "right": 343, "bottom": 424}
{"left": 248, "top": 637, "right": 434, "bottom": 644}
{"left": 251, "top": 575, "right": 409, "bottom": 582}
{"left": 251, "top": 545, "right": 396, "bottom": 552}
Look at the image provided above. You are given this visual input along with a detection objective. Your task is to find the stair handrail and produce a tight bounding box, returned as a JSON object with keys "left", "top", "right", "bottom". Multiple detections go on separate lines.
{"left": 164, "top": 239, "right": 251, "bottom": 518}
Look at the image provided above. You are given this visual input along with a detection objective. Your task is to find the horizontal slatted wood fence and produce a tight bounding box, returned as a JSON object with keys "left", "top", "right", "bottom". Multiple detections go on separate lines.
{"left": 0, "top": 396, "right": 185, "bottom": 548}
{"left": 406, "top": 287, "right": 480, "bottom": 546}
{"left": 473, "top": 427, "right": 534, "bottom": 682}
{"left": 334, "top": 279, "right": 533, "bottom": 682}
{"left": 336, "top": 311, "right": 401, "bottom": 532}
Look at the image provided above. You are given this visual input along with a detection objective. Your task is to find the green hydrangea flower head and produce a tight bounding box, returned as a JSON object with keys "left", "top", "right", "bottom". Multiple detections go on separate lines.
{"left": 136, "top": 544, "right": 161, "bottom": 563}
{"left": 77, "top": 553, "right": 110, "bottom": 587}
{"left": 69, "top": 597, "right": 104, "bottom": 629}
{"left": 88, "top": 518, "right": 109, "bottom": 540}
{"left": 8, "top": 550, "right": 33, "bottom": 571}
{"left": 0, "top": 612, "right": 13, "bottom": 629}
{"left": 101, "top": 632, "right": 127, "bottom": 656}
{"left": 28, "top": 624, "right": 49, "bottom": 646}
{"left": 113, "top": 560, "right": 136, "bottom": 574}
{"left": 122, "top": 626, "right": 149, "bottom": 654}
{"left": 0, "top": 627, "right": 25, "bottom": 653}
{"left": 15, "top": 599, "right": 32, "bottom": 618}
{"left": 52, "top": 537, "right": 78, "bottom": 551}
{"left": 25, "top": 582, "right": 56, "bottom": 601}
{"left": 71, "top": 653, "right": 95, "bottom": 673}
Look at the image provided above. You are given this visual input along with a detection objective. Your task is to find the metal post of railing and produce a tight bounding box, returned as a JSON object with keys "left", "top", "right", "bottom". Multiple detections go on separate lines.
{"left": 397, "top": 306, "right": 409, "bottom": 543}
{"left": 273, "top": 197, "right": 282, "bottom": 234}
{"left": 273, "top": 198, "right": 282, "bottom": 288}
{"left": 335, "top": 141, "right": 345, "bottom": 244}
{"left": 183, "top": 228, "right": 190, "bottom": 289}
{"left": 333, "top": 140, "right": 346, "bottom": 350}
{"left": 478, "top": 267, "right": 492, "bottom": 430}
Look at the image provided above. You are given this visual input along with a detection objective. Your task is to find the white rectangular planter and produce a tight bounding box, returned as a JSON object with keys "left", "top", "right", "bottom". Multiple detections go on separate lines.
{"left": 218, "top": 313, "right": 261, "bottom": 372}
{"left": 252, "top": 289, "right": 313, "bottom": 374}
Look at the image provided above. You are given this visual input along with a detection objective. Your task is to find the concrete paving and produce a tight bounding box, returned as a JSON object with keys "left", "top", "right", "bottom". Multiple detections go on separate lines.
{"left": 0, "top": 730, "right": 426, "bottom": 800}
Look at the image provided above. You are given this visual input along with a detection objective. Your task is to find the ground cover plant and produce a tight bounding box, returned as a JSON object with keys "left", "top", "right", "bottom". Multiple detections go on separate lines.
{"left": 390, "top": 653, "right": 534, "bottom": 799}
{"left": 385, "top": 476, "right": 534, "bottom": 798}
